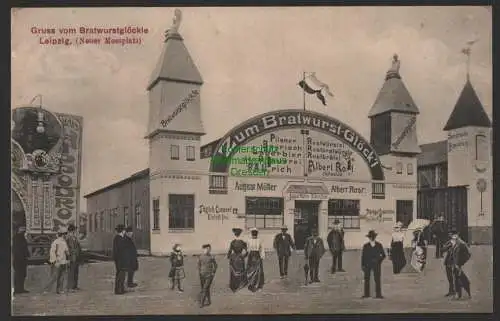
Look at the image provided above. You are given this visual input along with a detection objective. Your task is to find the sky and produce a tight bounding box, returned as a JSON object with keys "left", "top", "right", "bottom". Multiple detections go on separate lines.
{"left": 11, "top": 7, "right": 492, "bottom": 212}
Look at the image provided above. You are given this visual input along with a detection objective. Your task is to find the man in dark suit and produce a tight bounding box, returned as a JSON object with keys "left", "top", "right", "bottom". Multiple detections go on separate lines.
{"left": 442, "top": 232, "right": 455, "bottom": 297}
{"left": 430, "top": 215, "right": 448, "bottom": 258}
{"left": 361, "top": 230, "right": 386, "bottom": 299}
{"left": 13, "top": 226, "right": 30, "bottom": 294}
{"left": 112, "top": 224, "right": 128, "bottom": 295}
{"left": 327, "top": 219, "right": 346, "bottom": 274}
{"left": 124, "top": 226, "right": 139, "bottom": 288}
{"left": 304, "top": 229, "right": 325, "bottom": 283}
{"left": 273, "top": 225, "right": 295, "bottom": 279}
{"left": 450, "top": 232, "right": 471, "bottom": 300}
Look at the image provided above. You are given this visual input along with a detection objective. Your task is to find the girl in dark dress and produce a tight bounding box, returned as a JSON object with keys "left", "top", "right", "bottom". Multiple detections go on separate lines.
{"left": 227, "top": 227, "right": 248, "bottom": 292}
{"left": 246, "top": 228, "right": 265, "bottom": 292}
{"left": 389, "top": 222, "right": 406, "bottom": 274}
{"left": 169, "top": 244, "right": 185, "bottom": 291}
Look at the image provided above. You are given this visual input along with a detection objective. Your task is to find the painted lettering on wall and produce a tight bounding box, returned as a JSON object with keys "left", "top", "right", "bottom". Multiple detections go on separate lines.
{"left": 234, "top": 181, "right": 278, "bottom": 192}
{"left": 331, "top": 185, "right": 366, "bottom": 194}
{"left": 53, "top": 114, "right": 83, "bottom": 232}
{"left": 360, "top": 209, "right": 394, "bottom": 222}
{"left": 307, "top": 136, "right": 356, "bottom": 177}
{"left": 199, "top": 205, "right": 238, "bottom": 223}
{"left": 210, "top": 110, "right": 384, "bottom": 181}
{"left": 160, "top": 89, "right": 199, "bottom": 128}
{"left": 392, "top": 116, "right": 416, "bottom": 150}
{"left": 448, "top": 141, "right": 468, "bottom": 152}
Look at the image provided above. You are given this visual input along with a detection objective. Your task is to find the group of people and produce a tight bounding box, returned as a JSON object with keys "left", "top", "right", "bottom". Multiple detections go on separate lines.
{"left": 111, "top": 224, "right": 139, "bottom": 295}
{"left": 12, "top": 224, "right": 82, "bottom": 295}
{"left": 387, "top": 215, "right": 472, "bottom": 300}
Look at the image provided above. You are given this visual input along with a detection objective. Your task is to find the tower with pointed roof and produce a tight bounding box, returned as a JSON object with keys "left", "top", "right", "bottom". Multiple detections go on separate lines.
{"left": 146, "top": 9, "right": 206, "bottom": 245}
{"left": 368, "top": 55, "right": 420, "bottom": 214}
{"left": 444, "top": 76, "right": 491, "bottom": 242}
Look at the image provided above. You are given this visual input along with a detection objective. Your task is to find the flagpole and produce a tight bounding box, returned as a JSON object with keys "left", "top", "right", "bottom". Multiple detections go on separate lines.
{"left": 302, "top": 71, "right": 307, "bottom": 178}
{"left": 302, "top": 71, "right": 306, "bottom": 111}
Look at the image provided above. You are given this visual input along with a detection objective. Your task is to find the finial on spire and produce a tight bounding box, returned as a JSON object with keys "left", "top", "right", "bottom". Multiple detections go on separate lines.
{"left": 171, "top": 9, "right": 182, "bottom": 32}
{"left": 461, "top": 39, "right": 478, "bottom": 82}
{"left": 385, "top": 53, "right": 401, "bottom": 80}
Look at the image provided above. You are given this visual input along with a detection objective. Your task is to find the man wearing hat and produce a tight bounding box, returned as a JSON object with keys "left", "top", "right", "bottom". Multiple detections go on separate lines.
{"left": 124, "top": 226, "right": 139, "bottom": 288}
{"left": 441, "top": 231, "right": 456, "bottom": 297}
{"left": 112, "top": 224, "right": 128, "bottom": 295}
{"left": 327, "top": 219, "right": 346, "bottom": 274}
{"left": 13, "top": 226, "right": 30, "bottom": 294}
{"left": 45, "top": 226, "right": 70, "bottom": 294}
{"left": 449, "top": 232, "right": 472, "bottom": 299}
{"left": 430, "top": 214, "right": 448, "bottom": 258}
{"left": 273, "top": 225, "right": 296, "bottom": 279}
{"left": 304, "top": 229, "right": 325, "bottom": 283}
{"left": 361, "top": 230, "right": 386, "bottom": 299}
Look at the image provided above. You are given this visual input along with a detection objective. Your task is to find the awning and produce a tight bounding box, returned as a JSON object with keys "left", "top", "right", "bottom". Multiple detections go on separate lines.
{"left": 285, "top": 184, "right": 329, "bottom": 200}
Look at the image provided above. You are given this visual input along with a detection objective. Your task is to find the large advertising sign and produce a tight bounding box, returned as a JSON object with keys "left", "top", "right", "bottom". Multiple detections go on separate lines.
{"left": 53, "top": 113, "right": 83, "bottom": 231}
{"left": 210, "top": 109, "right": 384, "bottom": 181}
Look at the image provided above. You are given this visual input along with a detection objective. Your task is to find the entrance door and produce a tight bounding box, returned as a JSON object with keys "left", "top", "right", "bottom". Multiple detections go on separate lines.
{"left": 294, "top": 201, "right": 320, "bottom": 250}
{"left": 396, "top": 200, "right": 413, "bottom": 228}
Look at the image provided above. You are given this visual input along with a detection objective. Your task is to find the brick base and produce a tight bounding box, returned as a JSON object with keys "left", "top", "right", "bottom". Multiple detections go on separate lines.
{"left": 468, "top": 226, "right": 492, "bottom": 245}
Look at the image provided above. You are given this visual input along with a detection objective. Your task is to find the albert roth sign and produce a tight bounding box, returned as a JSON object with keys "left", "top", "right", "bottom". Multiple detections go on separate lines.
{"left": 209, "top": 110, "right": 385, "bottom": 181}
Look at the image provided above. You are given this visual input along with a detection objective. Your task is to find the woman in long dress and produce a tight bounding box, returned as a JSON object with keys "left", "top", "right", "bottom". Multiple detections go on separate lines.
{"left": 246, "top": 227, "right": 265, "bottom": 292}
{"left": 227, "top": 227, "right": 248, "bottom": 292}
{"left": 411, "top": 229, "right": 427, "bottom": 272}
{"left": 389, "top": 222, "right": 406, "bottom": 274}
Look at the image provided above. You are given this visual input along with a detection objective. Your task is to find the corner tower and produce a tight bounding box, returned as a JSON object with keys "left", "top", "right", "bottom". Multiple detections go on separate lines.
{"left": 444, "top": 78, "right": 491, "bottom": 243}
{"left": 146, "top": 9, "right": 205, "bottom": 174}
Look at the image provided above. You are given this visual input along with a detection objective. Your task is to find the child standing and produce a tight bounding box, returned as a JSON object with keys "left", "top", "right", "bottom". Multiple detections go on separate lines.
{"left": 198, "top": 244, "right": 218, "bottom": 307}
{"left": 169, "top": 244, "right": 185, "bottom": 292}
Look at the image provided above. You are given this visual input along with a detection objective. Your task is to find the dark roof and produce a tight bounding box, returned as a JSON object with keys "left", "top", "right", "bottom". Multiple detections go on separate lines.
{"left": 417, "top": 141, "right": 447, "bottom": 167}
{"left": 147, "top": 30, "right": 203, "bottom": 90}
{"left": 84, "top": 168, "right": 149, "bottom": 198}
{"left": 443, "top": 79, "right": 491, "bottom": 131}
{"left": 200, "top": 138, "right": 221, "bottom": 159}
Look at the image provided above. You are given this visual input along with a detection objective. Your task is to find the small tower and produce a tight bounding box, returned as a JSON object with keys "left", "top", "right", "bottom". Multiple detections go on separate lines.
{"left": 444, "top": 77, "right": 491, "bottom": 243}
{"left": 368, "top": 54, "right": 421, "bottom": 157}
{"left": 146, "top": 9, "right": 205, "bottom": 174}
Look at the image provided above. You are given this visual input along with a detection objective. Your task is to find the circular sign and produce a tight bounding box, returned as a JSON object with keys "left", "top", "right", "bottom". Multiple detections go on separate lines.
{"left": 476, "top": 179, "right": 487, "bottom": 192}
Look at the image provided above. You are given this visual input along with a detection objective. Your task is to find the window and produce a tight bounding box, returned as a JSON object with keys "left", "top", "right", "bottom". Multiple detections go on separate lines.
{"left": 418, "top": 166, "right": 435, "bottom": 188}
{"left": 124, "top": 206, "right": 129, "bottom": 227}
{"left": 169, "top": 194, "right": 195, "bottom": 229}
{"left": 372, "top": 183, "right": 385, "bottom": 199}
{"left": 407, "top": 163, "right": 414, "bottom": 175}
{"left": 475, "top": 134, "right": 488, "bottom": 161}
{"left": 209, "top": 175, "right": 227, "bottom": 188}
{"left": 153, "top": 198, "right": 160, "bottom": 230}
{"left": 436, "top": 164, "right": 448, "bottom": 187}
{"left": 94, "top": 212, "right": 98, "bottom": 231}
{"left": 396, "top": 162, "right": 403, "bottom": 174}
{"left": 245, "top": 197, "right": 284, "bottom": 229}
{"left": 171, "top": 145, "right": 180, "bottom": 160}
{"left": 328, "top": 199, "right": 360, "bottom": 229}
{"left": 396, "top": 200, "right": 413, "bottom": 228}
{"left": 88, "top": 213, "right": 93, "bottom": 232}
{"left": 370, "top": 114, "right": 392, "bottom": 155}
{"left": 186, "top": 146, "right": 196, "bottom": 161}
{"left": 135, "top": 203, "right": 142, "bottom": 230}
{"left": 100, "top": 211, "right": 105, "bottom": 231}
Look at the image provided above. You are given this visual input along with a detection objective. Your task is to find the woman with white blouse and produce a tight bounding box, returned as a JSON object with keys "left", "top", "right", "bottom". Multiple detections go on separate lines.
{"left": 389, "top": 222, "right": 406, "bottom": 274}
{"left": 246, "top": 228, "right": 265, "bottom": 292}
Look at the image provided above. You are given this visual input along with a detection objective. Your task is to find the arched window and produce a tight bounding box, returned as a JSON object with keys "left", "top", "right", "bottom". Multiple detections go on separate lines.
{"left": 475, "top": 134, "right": 488, "bottom": 161}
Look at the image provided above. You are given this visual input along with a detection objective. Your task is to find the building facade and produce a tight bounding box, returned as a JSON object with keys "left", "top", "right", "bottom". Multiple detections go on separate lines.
{"left": 85, "top": 19, "right": 426, "bottom": 255}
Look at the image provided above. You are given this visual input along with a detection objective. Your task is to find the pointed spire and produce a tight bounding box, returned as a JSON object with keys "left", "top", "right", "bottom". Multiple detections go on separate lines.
{"left": 147, "top": 9, "right": 203, "bottom": 91}
{"left": 443, "top": 79, "right": 491, "bottom": 131}
{"left": 368, "top": 54, "right": 419, "bottom": 117}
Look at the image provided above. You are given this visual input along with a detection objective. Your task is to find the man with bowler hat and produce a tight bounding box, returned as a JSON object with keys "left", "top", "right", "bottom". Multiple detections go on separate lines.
{"left": 304, "top": 229, "right": 325, "bottom": 283}
{"left": 327, "top": 219, "right": 346, "bottom": 274}
{"left": 361, "top": 230, "right": 386, "bottom": 299}
{"left": 273, "top": 225, "right": 295, "bottom": 279}
{"left": 442, "top": 232, "right": 456, "bottom": 297}
{"left": 112, "top": 224, "right": 128, "bottom": 294}
{"left": 124, "top": 226, "right": 139, "bottom": 288}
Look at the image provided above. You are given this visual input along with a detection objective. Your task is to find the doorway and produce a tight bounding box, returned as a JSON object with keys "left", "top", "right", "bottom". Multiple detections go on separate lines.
{"left": 396, "top": 200, "right": 413, "bottom": 228}
{"left": 294, "top": 200, "right": 320, "bottom": 250}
